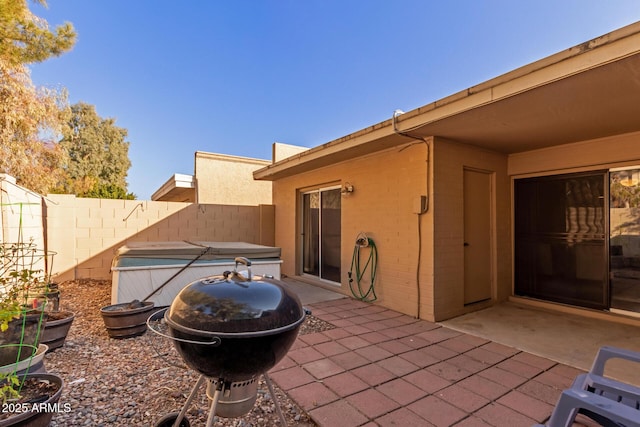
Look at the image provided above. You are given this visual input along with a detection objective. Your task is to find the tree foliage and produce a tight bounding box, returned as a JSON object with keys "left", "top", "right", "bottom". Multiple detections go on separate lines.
{"left": 1, "top": 3, "right": 134, "bottom": 200}
{"left": 0, "top": 0, "right": 76, "bottom": 66}
{"left": 81, "top": 183, "right": 135, "bottom": 200}
{"left": 0, "top": 60, "right": 69, "bottom": 194}
{"left": 58, "top": 102, "right": 135, "bottom": 199}
{"left": 0, "top": 0, "right": 76, "bottom": 194}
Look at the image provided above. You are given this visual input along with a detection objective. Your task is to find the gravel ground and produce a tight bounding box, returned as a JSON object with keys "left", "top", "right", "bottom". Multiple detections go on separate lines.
{"left": 44, "top": 279, "right": 336, "bottom": 426}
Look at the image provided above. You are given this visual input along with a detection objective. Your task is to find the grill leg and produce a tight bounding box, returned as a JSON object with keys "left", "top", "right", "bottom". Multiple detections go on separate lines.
{"left": 264, "top": 373, "right": 287, "bottom": 426}
{"left": 173, "top": 375, "right": 206, "bottom": 427}
{"left": 205, "top": 381, "right": 223, "bottom": 427}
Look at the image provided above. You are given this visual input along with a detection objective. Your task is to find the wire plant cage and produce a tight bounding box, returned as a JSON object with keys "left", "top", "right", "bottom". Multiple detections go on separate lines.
{"left": 0, "top": 242, "right": 57, "bottom": 306}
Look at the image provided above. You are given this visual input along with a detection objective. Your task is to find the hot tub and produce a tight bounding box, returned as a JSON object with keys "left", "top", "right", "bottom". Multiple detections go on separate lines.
{"left": 110, "top": 241, "right": 282, "bottom": 306}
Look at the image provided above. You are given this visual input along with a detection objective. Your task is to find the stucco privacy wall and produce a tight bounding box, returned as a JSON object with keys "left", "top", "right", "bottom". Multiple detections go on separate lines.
{"left": 194, "top": 152, "right": 272, "bottom": 205}
{"left": 45, "top": 194, "right": 275, "bottom": 281}
{"left": 432, "top": 138, "right": 510, "bottom": 321}
{"left": 272, "top": 142, "right": 435, "bottom": 319}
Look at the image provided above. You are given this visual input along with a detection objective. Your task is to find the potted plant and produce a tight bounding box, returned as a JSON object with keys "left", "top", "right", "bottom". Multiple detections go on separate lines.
{"left": 0, "top": 243, "right": 64, "bottom": 426}
{"left": 0, "top": 244, "right": 72, "bottom": 352}
{"left": 0, "top": 268, "right": 47, "bottom": 366}
{"left": 0, "top": 372, "right": 64, "bottom": 427}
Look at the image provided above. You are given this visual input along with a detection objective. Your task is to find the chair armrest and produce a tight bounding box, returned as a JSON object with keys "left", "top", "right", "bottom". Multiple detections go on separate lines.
{"left": 580, "top": 373, "right": 640, "bottom": 404}
{"left": 547, "top": 388, "right": 640, "bottom": 427}
{"left": 591, "top": 346, "right": 640, "bottom": 376}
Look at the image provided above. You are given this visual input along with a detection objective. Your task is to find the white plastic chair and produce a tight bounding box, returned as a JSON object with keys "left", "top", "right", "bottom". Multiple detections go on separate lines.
{"left": 535, "top": 346, "right": 640, "bottom": 427}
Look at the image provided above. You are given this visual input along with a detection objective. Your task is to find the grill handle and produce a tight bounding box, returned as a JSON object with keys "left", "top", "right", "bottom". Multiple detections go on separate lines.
{"left": 235, "top": 257, "right": 252, "bottom": 281}
{"left": 146, "top": 308, "right": 222, "bottom": 346}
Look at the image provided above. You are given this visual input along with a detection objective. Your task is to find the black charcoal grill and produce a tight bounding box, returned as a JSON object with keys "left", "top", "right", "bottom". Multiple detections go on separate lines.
{"left": 149, "top": 257, "right": 307, "bottom": 427}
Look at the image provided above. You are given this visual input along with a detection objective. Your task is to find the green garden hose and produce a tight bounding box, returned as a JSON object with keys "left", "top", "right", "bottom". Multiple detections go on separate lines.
{"left": 348, "top": 234, "right": 378, "bottom": 302}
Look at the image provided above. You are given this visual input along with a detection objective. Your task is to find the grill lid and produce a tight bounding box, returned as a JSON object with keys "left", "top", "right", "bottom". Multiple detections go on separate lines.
{"left": 167, "top": 267, "right": 304, "bottom": 336}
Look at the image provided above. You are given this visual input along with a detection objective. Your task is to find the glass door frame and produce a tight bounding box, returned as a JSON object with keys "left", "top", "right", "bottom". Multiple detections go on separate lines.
{"left": 513, "top": 167, "right": 640, "bottom": 317}
{"left": 609, "top": 166, "right": 640, "bottom": 316}
{"left": 299, "top": 185, "right": 342, "bottom": 285}
{"left": 513, "top": 170, "right": 609, "bottom": 310}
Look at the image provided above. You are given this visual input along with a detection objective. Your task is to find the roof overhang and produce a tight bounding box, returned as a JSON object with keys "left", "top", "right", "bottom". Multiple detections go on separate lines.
{"left": 151, "top": 173, "right": 195, "bottom": 202}
{"left": 255, "top": 21, "right": 640, "bottom": 181}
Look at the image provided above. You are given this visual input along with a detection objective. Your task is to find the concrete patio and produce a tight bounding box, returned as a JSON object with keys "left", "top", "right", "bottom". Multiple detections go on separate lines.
{"left": 274, "top": 279, "right": 639, "bottom": 426}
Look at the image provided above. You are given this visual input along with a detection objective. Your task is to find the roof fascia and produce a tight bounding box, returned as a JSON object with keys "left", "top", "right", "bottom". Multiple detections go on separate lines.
{"left": 254, "top": 21, "right": 640, "bottom": 181}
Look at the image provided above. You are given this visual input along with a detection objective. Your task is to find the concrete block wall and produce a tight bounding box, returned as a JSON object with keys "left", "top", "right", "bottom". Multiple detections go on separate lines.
{"left": 0, "top": 174, "right": 48, "bottom": 273}
{"left": 45, "top": 194, "right": 274, "bottom": 281}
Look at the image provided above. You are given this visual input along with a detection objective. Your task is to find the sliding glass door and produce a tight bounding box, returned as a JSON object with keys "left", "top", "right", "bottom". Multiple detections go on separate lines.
{"left": 514, "top": 168, "right": 640, "bottom": 315}
{"left": 302, "top": 187, "right": 341, "bottom": 283}
{"left": 514, "top": 172, "right": 608, "bottom": 309}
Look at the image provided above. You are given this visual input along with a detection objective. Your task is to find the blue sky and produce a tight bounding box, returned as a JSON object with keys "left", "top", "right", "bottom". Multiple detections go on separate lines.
{"left": 30, "top": 1, "right": 640, "bottom": 199}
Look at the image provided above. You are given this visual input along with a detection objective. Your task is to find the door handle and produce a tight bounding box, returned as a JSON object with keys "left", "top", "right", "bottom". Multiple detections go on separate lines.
{"left": 464, "top": 242, "right": 470, "bottom": 247}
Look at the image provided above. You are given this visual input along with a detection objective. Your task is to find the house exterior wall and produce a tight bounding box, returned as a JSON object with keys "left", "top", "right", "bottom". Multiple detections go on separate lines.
{"left": 194, "top": 152, "right": 272, "bottom": 205}
{"left": 428, "top": 130, "right": 640, "bottom": 321}
{"left": 272, "top": 142, "right": 309, "bottom": 162}
{"left": 272, "top": 142, "right": 435, "bottom": 319}
{"left": 45, "top": 194, "right": 274, "bottom": 282}
{"left": 508, "top": 131, "right": 640, "bottom": 177}
{"left": 432, "top": 138, "right": 511, "bottom": 321}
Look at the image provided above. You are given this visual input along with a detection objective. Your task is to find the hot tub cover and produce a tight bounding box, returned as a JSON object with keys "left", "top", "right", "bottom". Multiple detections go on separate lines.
{"left": 113, "top": 241, "right": 281, "bottom": 264}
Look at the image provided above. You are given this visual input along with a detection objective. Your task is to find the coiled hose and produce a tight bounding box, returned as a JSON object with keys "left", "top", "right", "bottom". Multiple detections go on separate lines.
{"left": 348, "top": 234, "right": 378, "bottom": 302}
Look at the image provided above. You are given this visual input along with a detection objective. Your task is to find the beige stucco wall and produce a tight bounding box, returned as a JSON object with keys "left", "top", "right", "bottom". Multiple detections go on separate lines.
{"left": 45, "top": 194, "right": 275, "bottom": 282}
{"left": 432, "top": 138, "right": 511, "bottom": 321}
{"left": 509, "top": 130, "right": 640, "bottom": 177}
{"left": 272, "top": 142, "right": 310, "bottom": 162}
{"left": 272, "top": 142, "right": 435, "bottom": 319}
{"left": 195, "top": 152, "right": 272, "bottom": 205}
{"left": 430, "top": 130, "right": 640, "bottom": 322}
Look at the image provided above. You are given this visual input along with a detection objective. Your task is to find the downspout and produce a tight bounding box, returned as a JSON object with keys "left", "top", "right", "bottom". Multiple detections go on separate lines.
{"left": 392, "top": 110, "right": 431, "bottom": 319}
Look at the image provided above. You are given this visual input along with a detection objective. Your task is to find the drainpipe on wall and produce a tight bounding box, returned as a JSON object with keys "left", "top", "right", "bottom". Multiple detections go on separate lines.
{"left": 392, "top": 110, "right": 431, "bottom": 319}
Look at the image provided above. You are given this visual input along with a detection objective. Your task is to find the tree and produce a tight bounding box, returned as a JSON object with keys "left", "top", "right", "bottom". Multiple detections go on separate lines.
{"left": 0, "top": 61, "right": 69, "bottom": 194}
{"left": 58, "top": 102, "right": 135, "bottom": 199}
{"left": 0, "top": 0, "right": 76, "bottom": 66}
{"left": 81, "top": 184, "right": 135, "bottom": 200}
{"left": 0, "top": 0, "right": 76, "bottom": 194}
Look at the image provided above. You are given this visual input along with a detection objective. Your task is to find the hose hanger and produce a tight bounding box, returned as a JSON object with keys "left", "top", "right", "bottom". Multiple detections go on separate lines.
{"left": 348, "top": 232, "right": 378, "bottom": 302}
